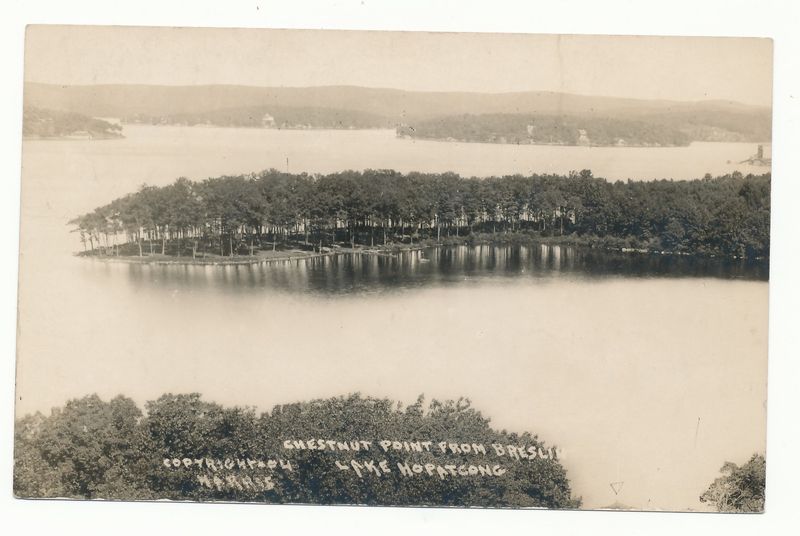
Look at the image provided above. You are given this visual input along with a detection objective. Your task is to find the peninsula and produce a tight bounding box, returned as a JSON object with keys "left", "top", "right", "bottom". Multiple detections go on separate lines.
{"left": 70, "top": 169, "right": 770, "bottom": 262}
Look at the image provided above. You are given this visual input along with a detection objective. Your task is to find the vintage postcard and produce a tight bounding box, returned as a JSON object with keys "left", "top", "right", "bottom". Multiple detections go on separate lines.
{"left": 14, "top": 26, "right": 771, "bottom": 512}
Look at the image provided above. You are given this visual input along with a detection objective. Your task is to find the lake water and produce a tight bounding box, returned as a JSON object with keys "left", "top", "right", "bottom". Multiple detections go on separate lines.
{"left": 16, "top": 126, "right": 769, "bottom": 511}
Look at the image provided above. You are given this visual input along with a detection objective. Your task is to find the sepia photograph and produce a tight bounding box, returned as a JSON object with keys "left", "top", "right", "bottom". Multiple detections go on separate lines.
{"left": 13, "top": 24, "right": 772, "bottom": 515}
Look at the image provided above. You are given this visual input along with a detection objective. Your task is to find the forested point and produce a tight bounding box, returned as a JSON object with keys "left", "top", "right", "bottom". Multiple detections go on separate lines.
{"left": 70, "top": 169, "right": 771, "bottom": 260}
{"left": 14, "top": 393, "right": 579, "bottom": 508}
{"left": 23, "top": 107, "right": 123, "bottom": 140}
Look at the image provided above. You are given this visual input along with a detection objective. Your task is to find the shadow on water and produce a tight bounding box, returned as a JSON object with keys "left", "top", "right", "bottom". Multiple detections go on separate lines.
{"left": 118, "top": 245, "right": 769, "bottom": 297}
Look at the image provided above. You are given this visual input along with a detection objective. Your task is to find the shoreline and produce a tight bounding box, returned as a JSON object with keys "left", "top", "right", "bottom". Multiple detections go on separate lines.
{"left": 398, "top": 135, "right": 692, "bottom": 149}
{"left": 399, "top": 135, "right": 773, "bottom": 149}
{"left": 76, "top": 239, "right": 768, "bottom": 266}
{"left": 23, "top": 134, "right": 125, "bottom": 141}
{"left": 80, "top": 245, "right": 425, "bottom": 266}
{"left": 113, "top": 124, "right": 771, "bottom": 148}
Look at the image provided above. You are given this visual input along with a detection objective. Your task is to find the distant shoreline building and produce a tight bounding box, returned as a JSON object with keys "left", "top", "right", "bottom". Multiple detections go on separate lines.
{"left": 740, "top": 144, "right": 772, "bottom": 166}
{"left": 261, "top": 113, "right": 276, "bottom": 128}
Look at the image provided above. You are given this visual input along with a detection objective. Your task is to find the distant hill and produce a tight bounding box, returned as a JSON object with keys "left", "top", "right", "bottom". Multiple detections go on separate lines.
{"left": 22, "top": 106, "right": 123, "bottom": 139}
{"left": 23, "top": 83, "right": 771, "bottom": 142}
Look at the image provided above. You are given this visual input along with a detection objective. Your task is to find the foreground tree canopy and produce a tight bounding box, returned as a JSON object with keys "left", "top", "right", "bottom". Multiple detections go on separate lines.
{"left": 70, "top": 169, "right": 770, "bottom": 259}
{"left": 700, "top": 454, "right": 766, "bottom": 513}
{"left": 14, "top": 393, "right": 580, "bottom": 508}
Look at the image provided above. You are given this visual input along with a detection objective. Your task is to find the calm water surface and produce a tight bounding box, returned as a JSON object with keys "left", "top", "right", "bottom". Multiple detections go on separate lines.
{"left": 119, "top": 245, "right": 768, "bottom": 296}
{"left": 16, "top": 127, "right": 769, "bottom": 511}
{"left": 21, "top": 126, "right": 770, "bottom": 220}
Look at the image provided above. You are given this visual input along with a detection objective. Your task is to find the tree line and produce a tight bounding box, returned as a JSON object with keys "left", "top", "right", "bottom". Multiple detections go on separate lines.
{"left": 70, "top": 169, "right": 771, "bottom": 259}
{"left": 14, "top": 393, "right": 579, "bottom": 508}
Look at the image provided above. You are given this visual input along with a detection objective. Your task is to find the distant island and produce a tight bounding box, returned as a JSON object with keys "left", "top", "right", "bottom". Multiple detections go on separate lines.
{"left": 397, "top": 114, "right": 693, "bottom": 147}
{"left": 22, "top": 106, "right": 123, "bottom": 140}
{"left": 24, "top": 83, "right": 770, "bottom": 145}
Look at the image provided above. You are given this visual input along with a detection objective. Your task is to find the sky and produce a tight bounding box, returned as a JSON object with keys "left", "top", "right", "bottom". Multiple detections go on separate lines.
{"left": 24, "top": 25, "right": 773, "bottom": 106}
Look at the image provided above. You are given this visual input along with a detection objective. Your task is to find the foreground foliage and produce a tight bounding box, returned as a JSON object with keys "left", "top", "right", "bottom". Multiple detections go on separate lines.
{"left": 700, "top": 454, "right": 766, "bottom": 512}
{"left": 14, "top": 393, "right": 580, "bottom": 508}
